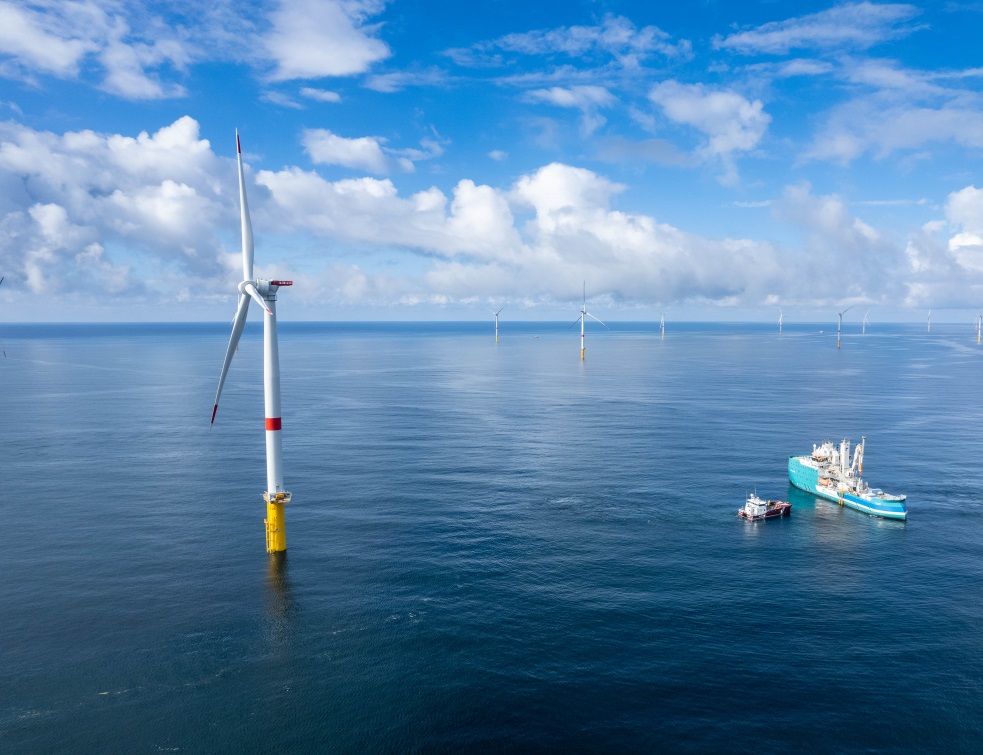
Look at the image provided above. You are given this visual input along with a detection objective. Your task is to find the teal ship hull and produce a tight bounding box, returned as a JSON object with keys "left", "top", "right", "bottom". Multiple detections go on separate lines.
{"left": 788, "top": 454, "right": 907, "bottom": 520}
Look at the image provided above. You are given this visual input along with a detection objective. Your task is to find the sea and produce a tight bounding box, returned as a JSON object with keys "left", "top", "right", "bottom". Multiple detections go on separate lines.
{"left": 2, "top": 321, "right": 982, "bottom": 753}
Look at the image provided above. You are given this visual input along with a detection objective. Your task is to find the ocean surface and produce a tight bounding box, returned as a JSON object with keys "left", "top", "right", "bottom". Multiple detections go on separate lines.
{"left": 2, "top": 321, "right": 983, "bottom": 752}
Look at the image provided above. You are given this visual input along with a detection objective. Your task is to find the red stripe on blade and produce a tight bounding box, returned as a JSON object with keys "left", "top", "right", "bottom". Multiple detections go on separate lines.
{"left": 266, "top": 417, "right": 282, "bottom": 431}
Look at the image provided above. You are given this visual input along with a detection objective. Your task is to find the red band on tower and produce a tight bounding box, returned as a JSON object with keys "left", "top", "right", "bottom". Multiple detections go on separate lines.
{"left": 266, "top": 417, "right": 282, "bottom": 431}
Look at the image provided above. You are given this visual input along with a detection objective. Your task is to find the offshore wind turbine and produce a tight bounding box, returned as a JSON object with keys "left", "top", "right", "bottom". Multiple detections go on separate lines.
{"left": 837, "top": 304, "right": 854, "bottom": 349}
{"left": 211, "top": 132, "right": 293, "bottom": 554}
{"left": 778, "top": 307, "right": 783, "bottom": 336}
{"left": 863, "top": 309, "right": 870, "bottom": 335}
{"left": 927, "top": 309, "right": 932, "bottom": 334}
{"left": 660, "top": 312, "right": 667, "bottom": 340}
{"left": 0, "top": 276, "right": 5, "bottom": 357}
{"left": 490, "top": 306, "right": 504, "bottom": 343}
{"left": 575, "top": 282, "right": 606, "bottom": 360}
{"left": 977, "top": 314, "right": 981, "bottom": 345}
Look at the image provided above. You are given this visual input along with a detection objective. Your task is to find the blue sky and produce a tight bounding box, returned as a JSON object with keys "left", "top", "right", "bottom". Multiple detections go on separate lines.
{"left": 1, "top": 0, "right": 982, "bottom": 322}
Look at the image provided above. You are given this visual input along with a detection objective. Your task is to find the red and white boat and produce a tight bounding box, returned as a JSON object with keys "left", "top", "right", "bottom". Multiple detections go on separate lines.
{"left": 739, "top": 493, "right": 792, "bottom": 521}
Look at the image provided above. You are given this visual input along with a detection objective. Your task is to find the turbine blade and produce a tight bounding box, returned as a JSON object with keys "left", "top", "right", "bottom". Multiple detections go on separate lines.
{"left": 212, "top": 294, "right": 251, "bottom": 424}
{"left": 243, "top": 281, "right": 271, "bottom": 315}
{"left": 587, "top": 312, "right": 608, "bottom": 328}
{"left": 570, "top": 316, "right": 582, "bottom": 328}
{"left": 237, "top": 131, "right": 254, "bottom": 282}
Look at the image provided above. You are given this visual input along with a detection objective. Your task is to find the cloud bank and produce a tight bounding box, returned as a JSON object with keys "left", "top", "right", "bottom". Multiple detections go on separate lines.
{"left": 2, "top": 117, "right": 979, "bottom": 319}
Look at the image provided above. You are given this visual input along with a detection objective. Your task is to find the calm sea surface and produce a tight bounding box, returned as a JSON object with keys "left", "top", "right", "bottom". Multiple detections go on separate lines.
{"left": 2, "top": 321, "right": 982, "bottom": 752}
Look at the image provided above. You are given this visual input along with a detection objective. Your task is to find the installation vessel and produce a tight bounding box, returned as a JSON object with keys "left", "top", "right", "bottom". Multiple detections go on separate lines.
{"left": 788, "top": 437, "right": 907, "bottom": 520}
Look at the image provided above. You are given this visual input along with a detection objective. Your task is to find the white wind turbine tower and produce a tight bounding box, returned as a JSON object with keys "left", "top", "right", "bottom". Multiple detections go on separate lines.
{"left": 575, "top": 282, "right": 606, "bottom": 360}
{"left": 927, "top": 309, "right": 932, "bottom": 334}
{"left": 490, "top": 306, "right": 504, "bottom": 343}
{"left": 837, "top": 304, "right": 854, "bottom": 349}
{"left": 211, "top": 132, "right": 293, "bottom": 554}
{"left": 778, "top": 307, "right": 783, "bottom": 336}
{"left": 863, "top": 309, "right": 870, "bottom": 335}
{"left": 977, "top": 314, "right": 981, "bottom": 345}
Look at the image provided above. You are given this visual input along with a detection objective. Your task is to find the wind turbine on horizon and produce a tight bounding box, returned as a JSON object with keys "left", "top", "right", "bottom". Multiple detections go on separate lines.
{"left": 0, "top": 276, "right": 6, "bottom": 357}
{"left": 837, "top": 304, "right": 854, "bottom": 349}
{"left": 574, "top": 282, "right": 606, "bottom": 360}
{"left": 490, "top": 306, "right": 504, "bottom": 343}
{"left": 977, "top": 314, "right": 981, "bottom": 345}
{"left": 778, "top": 307, "right": 783, "bottom": 336}
{"left": 660, "top": 312, "right": 667, "bottom": 340}
{"left": 863, "top": 309, "right": 870, "bottom": 335}
{"left": 211, "top": 132, "right": 293, "bottom": 554}
{"left": 927, "top": 309, "right": 932, "bottom": 334}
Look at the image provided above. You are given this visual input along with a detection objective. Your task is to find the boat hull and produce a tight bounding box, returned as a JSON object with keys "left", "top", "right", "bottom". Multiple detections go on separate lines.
{"left": 788, "top": 456, "right": 907, "bottom": 520}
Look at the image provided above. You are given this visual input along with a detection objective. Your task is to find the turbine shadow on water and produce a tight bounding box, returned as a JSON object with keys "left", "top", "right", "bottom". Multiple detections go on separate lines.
{"left": 264, "top": 552, "right": 293, "bottom": 652}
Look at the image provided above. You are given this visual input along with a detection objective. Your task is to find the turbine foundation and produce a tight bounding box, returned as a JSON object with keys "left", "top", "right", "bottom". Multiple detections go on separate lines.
{"left": 264, "top": 490, "right": 291, "bottom": 553}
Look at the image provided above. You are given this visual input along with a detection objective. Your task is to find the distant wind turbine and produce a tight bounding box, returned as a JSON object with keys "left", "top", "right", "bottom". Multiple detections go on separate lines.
{"left": 574, "top": 282, "right": 607, "bottom": 360}
{"left": 927, "top": 309, "right": 932, "bottom": 334}
{"left": 211, "top": 132, "right": 293, "bottom": 554}
{"left": 837, "top": 304, "right": 854, "bottom": 349}
{"left": 863, "top": 309, "right": 870, "bottom": 335}
{"left": 490, "top": 306, "right": 504, "bottom": 343}
{"left": 660, "top": 312, "right": 667, "bottom": 340}
{"left": 0, "top": 276, "right": 6, "bottom": 357}
{"left": 977, "top": 314, "right": 981, "bottom": 345}
{"left": 778, "top": 307, "right": 783, "bottom": 336}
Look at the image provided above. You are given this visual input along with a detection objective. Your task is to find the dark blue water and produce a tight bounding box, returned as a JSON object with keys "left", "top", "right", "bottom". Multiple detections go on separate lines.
{"left": 2, "top": 322, "right": 982, "bottom": 752}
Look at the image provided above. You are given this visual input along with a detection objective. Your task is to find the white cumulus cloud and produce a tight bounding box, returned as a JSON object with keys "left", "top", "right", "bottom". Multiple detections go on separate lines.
{"left": 945, "top": 186, "right": 983, "bottom": 274}
{"left": 264, "top": 0, "right": 390, "bottom": 81}
{"left": 0, "top": 116, "right": 229, "bottom": 300}
{"left": 0, "top": 0, "right": 191, "bottom": 99}
{"left": 649, "top": 80, "right": 770, "bottom": 183}
{"left": 302, "top": 129, "right": 445, "bottom": 174}
{"left": 300, "top": 87, "right": 342, "bottom": 103}
{"left": 303, "top": 129, "right": 391, "bottom": 174}
{"left": 0, "top": 1, "right": 96, "bottom": 76}
{"left": 525, "top": 86, "right": 616, "bottom": 136}
{"left": 2, "top": 116, "right": 978, "bottom": 318}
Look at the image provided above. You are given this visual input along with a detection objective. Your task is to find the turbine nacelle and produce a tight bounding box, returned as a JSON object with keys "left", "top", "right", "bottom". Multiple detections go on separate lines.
{"left": 238, "top": 279, "right": 293, "bottom": 296}
{"left": 235, "top": 279, "right": 294, "bottom": 315}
